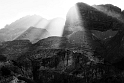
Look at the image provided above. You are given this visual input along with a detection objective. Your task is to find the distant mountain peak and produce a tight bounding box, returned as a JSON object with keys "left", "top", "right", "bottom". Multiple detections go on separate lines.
{"left": 0, "top": 15, "right": 49, "bottom": 42}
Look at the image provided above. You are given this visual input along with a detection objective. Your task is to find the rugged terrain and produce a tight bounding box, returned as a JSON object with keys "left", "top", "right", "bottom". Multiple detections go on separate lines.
{"left": 0, "top": 2, "right": 124, "bottom": 83}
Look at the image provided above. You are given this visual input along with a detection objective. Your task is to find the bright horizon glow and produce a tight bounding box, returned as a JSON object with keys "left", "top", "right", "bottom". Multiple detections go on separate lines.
{"left": 0, "top": 0, "right": 124, "bottom": 29}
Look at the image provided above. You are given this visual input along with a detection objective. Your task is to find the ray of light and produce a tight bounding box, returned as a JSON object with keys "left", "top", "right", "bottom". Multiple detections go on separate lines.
{"left": 62, "top": 3, "right": 86, "bottom": 37}
{"left": 45, "top": 18, "right": 65, "bottom": 37}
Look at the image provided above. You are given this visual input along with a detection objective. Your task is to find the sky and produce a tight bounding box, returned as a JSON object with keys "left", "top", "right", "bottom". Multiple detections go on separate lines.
{"left": 0, "top": 0, "right": 124, "bottom": 29}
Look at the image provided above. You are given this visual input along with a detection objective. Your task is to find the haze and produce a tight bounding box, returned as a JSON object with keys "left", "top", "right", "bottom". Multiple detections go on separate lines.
{"left": 0, "top": 0, "right": 124, "bottom": 29}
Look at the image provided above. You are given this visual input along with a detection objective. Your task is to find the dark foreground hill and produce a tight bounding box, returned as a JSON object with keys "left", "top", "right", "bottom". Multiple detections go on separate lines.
{"left": 0, "top": 35, "right": 123, "bottom": 83}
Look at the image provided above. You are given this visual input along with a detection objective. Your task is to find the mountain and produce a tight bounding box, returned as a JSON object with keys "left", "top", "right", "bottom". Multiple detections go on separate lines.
{"left": 0, "top": 16, "right": 65, "bottom": 43}
{"left": 63, "top": 2, "right": 123, "bottom": 37}
{"left": 62, "top": 2, "right": 124, "bottom": 64}
{"left": 14, "top": 17, "right": 65, "bottom": 43}
{"left": 15, "top": 26, "right": 50, "bottom": 43}
{"left": 1, "top": 3, "right": 124, "bottom": 83}
{"left": 0, "top": 15, "right": 48, "bottom": 42}
{"left": 77, "top": 2, "right": 124, "bottom": 31}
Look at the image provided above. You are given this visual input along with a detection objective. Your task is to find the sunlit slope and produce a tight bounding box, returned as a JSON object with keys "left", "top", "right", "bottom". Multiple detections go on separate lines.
{"left": 62, "top": 4, "right": 94, "bottom": 49}
{"left": 62, "top": 5, "right": 84, "bottom": 37}
{"left": 15, "top": 27, "right": 50, "bottom": 43}
{"left": 15, "top": 17, "right": 65, "bottom": 43}
{"left": 0, "top": 15, "right": 47, "bottom": 42}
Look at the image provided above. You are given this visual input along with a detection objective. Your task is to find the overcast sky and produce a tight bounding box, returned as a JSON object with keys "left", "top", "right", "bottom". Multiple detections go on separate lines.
{"left": 0, "top": 0, "right": 124, "bottom": 28}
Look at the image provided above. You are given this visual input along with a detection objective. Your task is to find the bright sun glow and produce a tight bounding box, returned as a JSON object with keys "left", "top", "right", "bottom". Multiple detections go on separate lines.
{"left": 0, "top": 0, "right": 124, "bottom": 29}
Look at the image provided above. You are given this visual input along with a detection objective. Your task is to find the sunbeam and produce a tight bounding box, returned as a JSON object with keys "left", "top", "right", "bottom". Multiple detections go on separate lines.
{"left": 62, "top": 4, "right": 86, "bottom": 37}
{"left": 45, "top": 18, "right": 65, "bottom": 37}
